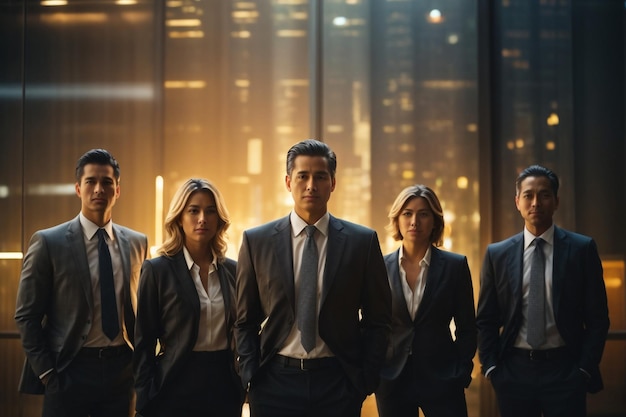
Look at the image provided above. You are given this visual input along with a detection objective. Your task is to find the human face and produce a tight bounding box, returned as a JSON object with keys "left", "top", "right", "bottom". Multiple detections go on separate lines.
{"left": 398, "top": 197, "right": 434, "bottom": 247}
{"left": 515, "top": 175, "right": 559, "bottom": 236}
{"left": 180, "top": 190, "right": 219, "bottom": 248}
{"left": 75, "top": 163, "right": 120, "bottom": 226}
{"left": 285, "top": 155, "right": 336, "bottom": 224}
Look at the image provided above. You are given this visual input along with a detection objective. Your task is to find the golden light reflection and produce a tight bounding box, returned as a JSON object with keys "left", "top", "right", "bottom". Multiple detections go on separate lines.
{"left": 515, "top": 138, "right": 525, "bottom": 148}
{"left": 0, "top": 252, "right": 23, "bottom": 260}
{"left": 546, "top": 141, "right": 556, "bottom": 150}
{"left": 164, "top": 80, "right": 206, "bottom": 89}
{"left": 547, "top": 112, "right": 559, "bottom": 126}
{"left": 169, "top": 31, "right": 204, "bottom": 39}
{"left": 426, "top": 9, "right": 444, "bottom": 24}
{"left": 41, "top": 0, "right": 67, "bottom": 6}
{"left": 166, "top": 19, "right": 201, "bottom": 27}
{"left": 456, "top": 176, "right": 469, "bottom": 189}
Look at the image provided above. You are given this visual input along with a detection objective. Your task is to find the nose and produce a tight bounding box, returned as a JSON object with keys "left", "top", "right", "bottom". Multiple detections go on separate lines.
{"left": 306, "top": 178, "right": 316, "bottom": 191}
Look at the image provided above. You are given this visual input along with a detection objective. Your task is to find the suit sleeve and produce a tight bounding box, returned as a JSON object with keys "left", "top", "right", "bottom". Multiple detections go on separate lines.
{"left": 360, "top": 231, "right": 392, "bottom": 394}
{"left": 14, "top": 232, "right": 56, "bottom": 379}
{"left": 133, "top": 259, "right": 160, "bottom": 412}
{"left": 452, "top": 256, "right": 477, "bottom": 386}
{"left": 234, "top": 231, "right": 263, "bottom": 388}
{"left": 476, "top": 246, "right": 502, "bottom": 374}
{"left": 579, "top": 239, "right": 610, "bottom": 392}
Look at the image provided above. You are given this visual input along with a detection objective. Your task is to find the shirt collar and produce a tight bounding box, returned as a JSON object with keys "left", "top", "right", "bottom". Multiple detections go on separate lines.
{"left": 523, "top": 224, "right": 555, "bottom": 249}
{"left": 290, "top": 210, "right": 329, "bottom": 237}
{"left": 399, "top": 244, "right": 432, "bottom": 266}
{"left": 182, "top": 245, "right": 219, "bottom": 271}
{"left": 79, "top": 212, "right": 114, "bottom": 241}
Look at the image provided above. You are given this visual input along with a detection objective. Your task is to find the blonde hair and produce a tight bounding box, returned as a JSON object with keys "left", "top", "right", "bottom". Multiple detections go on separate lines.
{"left": 158, "top": 178, "right": 231, "bottom": 261}
{"left": 386, "top": 184, "right": 445, "bottom": 246}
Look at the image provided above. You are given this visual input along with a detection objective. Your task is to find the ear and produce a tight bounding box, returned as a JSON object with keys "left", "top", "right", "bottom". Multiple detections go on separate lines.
{"left": 514, "top": 194, "right": 520, "bottom": 211}
{"left": 75, "top": 182, "right": 81, "bottom": 198}
{"left": 285, "top": 174, "right": 292, "bottom": 192}
{"left": 330, "top": 177, "right": 336, "bottom": 192}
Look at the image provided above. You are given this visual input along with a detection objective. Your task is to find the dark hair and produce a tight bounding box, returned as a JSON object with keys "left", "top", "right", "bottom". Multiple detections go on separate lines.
{"left": 286, "top": 139, "right": 337, "bottom": 179}
{"left": 386, "top": 184, "right": 445, "bottom": 246}
{"left": 75, "top": 149, "right": 120, "bottom": 182}
{"left": 515, "top": 165, "right": 559, "bottom": 197}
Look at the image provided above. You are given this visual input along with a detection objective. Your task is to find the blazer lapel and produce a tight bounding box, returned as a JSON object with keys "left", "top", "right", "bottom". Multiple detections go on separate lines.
{"left": 217, "top": 264, "right": 235, "bottom": 346}
{"left": 386, "top": 250, "right": 413, "bottom": 323}
{"left": 273, "top": 217, "right": 296, "bottom": 310}
{"left": 171, "top": 252, "right": 201, "bottom": 318}
{"left": 322, "top": 216, "right": 346, "bottom": 305}
{"left": 67, "top": 216, "right": 93, "bottom": 311}
{"left": 415, "top": 246, "right": 443, "bottom": 322}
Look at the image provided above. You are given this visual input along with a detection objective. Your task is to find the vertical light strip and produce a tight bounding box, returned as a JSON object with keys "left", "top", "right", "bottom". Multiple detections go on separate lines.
{"left": 152, "top": 175, "right": 164, "bottom": 257}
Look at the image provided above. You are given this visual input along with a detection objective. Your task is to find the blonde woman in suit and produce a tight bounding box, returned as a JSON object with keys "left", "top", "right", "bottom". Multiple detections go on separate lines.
{"left": 375, "top": 184, "right": 477, "bottom": 417}
{"left": 134, "top": 178, "right": 244, "bottom": 417}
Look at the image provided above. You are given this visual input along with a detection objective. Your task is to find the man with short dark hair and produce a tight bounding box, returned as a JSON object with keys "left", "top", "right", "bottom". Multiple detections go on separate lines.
{"left": 476, "top": 164, "right": 609, "bottom": 417}
{"left": 15, "top": 148, "right": 148, "bottom": 417}
{"left": 235, "top": 139, "right": 391, "bottom": 417}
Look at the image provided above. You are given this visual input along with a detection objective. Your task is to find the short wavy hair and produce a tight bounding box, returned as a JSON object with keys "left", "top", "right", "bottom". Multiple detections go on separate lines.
{"left": 158, "top": 178, "right": 231, "bottom": 261}
{"left": 386, "top": 184, "right": 445, "bottom": 246}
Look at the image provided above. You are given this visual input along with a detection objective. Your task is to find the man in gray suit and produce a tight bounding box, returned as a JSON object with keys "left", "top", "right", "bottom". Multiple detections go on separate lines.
{"left": 15, "top": 148, "right": 148, "bottom": 417}
{"left": 235, "top": 139, "right": 392, "bottom": 417}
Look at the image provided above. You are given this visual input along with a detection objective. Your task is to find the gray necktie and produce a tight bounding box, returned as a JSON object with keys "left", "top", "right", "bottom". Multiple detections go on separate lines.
{"left": 98, "top": 228, "right": 119, "bottom": 340}
{"left": 527, "top": 238, "right": 546, "bottom": 349}
{"left": 298, "top": 225, "right": 318, "bottom": 353}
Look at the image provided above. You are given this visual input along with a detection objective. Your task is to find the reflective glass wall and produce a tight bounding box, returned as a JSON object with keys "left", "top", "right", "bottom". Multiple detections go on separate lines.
{"left": 1, "top": 1, "right": 625, "bottom": 416}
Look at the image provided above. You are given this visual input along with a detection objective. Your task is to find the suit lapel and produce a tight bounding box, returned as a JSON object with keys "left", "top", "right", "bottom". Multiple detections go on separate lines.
{"left": 386, "top": 250, "right": 413, "bottom": 323}
{"left": 551, "top": 226, "right": 568, "bottom": 315}
{"left": 322, "top": 216, "right": 346, "bottom": 305}
{"left": 112, "top": 225, "right": 135, "bottom": 334}
{"left": 506, "top": 233, "right": 524, "bottom": 312}
{"left": 171, "top": 252, "right": 201, "bottom": 317}
{"left": 273, "top": 217, "right": 296, "bottom": 310}
{"left": 415, "top": 246, "right": 443, "bottom": 321}
{"left": 217, "top": 264, "right": 235, "bottom": 346}
{"left": 67, "top": 217, "right": 93, "bottom": 311}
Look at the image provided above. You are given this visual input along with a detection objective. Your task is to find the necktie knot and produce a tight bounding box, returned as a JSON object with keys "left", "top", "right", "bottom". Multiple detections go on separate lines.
{"left": 305, "top": 225, "right": 316, "bottom": 238}
{"left": 534, "top": 237, "right": 544, "bottom": 250}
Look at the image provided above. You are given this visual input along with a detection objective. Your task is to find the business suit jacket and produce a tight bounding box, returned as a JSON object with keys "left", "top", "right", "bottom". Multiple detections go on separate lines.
{"left": 15, "top": 215, "right": 148, "bottom": 394}
{"left": 476, "top": 226, "right": 609, "bottom": 393}
{"left": 133, "top": 251, "right": 241, "bottom": 413}
{"left": 379, "top": 247, "right": 476, "bottom": 395}
{"left": 235, "top": 214, "right": 392, "bottom": 396}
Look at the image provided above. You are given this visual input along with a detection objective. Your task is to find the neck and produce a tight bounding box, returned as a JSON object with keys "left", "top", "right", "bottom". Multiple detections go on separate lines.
{"left": 402, "top": 241, "right": 429, "bottom": 262}
{"left": 185, "top": 241, "right": 213, "bottom": 264}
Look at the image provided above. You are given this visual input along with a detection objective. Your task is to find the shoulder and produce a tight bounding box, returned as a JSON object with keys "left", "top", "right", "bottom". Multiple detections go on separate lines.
{"left": 555, "top": 226, "right": 593, "bottom": 245}
{"left": 220, "top": 257, "right": 237, "bottom": 275}
{"left": 330, "top": 215, "right": 377, "bottom": 237}
{"left": 243, "top": 216, "right": 288, "bottom": 237}
{"left": 433, "top": 246, "right": 466, "bottom": 263}
{"left": 487, "top": 233, "right": 522, "bottom": 253}
{"left": 114, "top": 224, "right": 147, "bottom": 241}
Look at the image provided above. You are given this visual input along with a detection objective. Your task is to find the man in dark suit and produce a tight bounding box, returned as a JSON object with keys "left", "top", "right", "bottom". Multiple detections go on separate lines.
{"left": 235, "top": 139, "right": 392, "bottom": 417}
{"left": 476, "top": 164, "right": 609, "bottom": 417}
{"left": 15, "top": 149, "right": 148, "bottom": 417}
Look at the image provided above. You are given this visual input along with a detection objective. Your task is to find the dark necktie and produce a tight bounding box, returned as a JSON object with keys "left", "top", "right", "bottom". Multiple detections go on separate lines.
{"left": 98, "top": 228, "right": 119, "bottom": 340}
{"left": 527, "top": 238, "right": 546, "bottom": 349}
{"left": 298, "top": 225, "right": 318, "bottom": 353}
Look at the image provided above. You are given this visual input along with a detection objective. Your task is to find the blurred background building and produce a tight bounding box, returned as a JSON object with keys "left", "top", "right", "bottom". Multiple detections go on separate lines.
{"left": 1, "top": 0, "right": 624, "bottom": 416}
